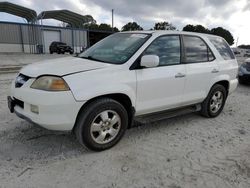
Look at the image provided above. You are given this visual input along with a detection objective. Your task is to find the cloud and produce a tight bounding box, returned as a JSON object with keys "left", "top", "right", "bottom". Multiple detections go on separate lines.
{"left": 1, "top": 0, "right": 249, "bottom": 44}
{"left": 243, "top": 0, "right": 250, "bottom": 11}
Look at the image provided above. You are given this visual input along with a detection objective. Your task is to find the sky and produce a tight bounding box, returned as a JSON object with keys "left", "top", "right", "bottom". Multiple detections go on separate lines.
{"left": 1, "top": 0, "right": 250, "bottom": 45}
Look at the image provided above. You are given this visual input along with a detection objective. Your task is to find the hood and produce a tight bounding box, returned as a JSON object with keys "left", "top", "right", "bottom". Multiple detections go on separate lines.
{"left": 20, "top": 56, "right": 111, "bottom": 77}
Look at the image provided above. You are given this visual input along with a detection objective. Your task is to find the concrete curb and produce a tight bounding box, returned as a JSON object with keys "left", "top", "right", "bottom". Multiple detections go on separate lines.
{"left": 0, "top": 66, "right": 22, "bottom": 74}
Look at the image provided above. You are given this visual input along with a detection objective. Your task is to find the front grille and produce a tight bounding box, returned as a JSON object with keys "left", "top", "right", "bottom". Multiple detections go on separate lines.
{"left": 15, "top": 74, "right": 30, "bottom": 88}
{"left": 14, "top": 98, "right": 24, "bottom": 109}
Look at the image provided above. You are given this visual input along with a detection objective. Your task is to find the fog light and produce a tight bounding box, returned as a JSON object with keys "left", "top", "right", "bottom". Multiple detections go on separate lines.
{"left": 30, "top": 104, "right": 39, "bottom": 114}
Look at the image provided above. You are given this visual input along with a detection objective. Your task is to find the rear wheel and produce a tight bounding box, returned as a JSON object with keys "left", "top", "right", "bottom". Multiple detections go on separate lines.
{"left": 75, "top": 98, "right": 128, "bottom": 151}
{"left": 200, "top": 84, "right": 227, "bottom": 118}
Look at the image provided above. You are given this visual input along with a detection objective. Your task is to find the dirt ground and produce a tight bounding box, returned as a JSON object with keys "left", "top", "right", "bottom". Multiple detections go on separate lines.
{"left": 0, "top": 53, "right": 69, "bottom": 67}
{"left": 0, "top": 55, "right": 250, "bottom": 188}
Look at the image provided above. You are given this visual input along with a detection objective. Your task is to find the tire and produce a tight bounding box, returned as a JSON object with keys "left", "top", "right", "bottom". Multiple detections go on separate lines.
{"left": 62, "top": 51, "right": 65, "bottom": 54}
{"left": 70, "top": 52, "right": 73, "bottom": 55}
{"left": 50, "top": 51, "right": 53, "bottom": 54}
{"left": 57, "top": 50, "right": 61, "bottom": 54}
{"left": 200, "top": 84, "right": 227, "bottom": 118}
{"left": 75, "top": 98, "right": 128, "bottom": 151}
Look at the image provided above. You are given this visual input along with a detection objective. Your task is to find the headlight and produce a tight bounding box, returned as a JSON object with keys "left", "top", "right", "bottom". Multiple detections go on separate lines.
{"left": 31, "top": 76, "right": 70, "bottom": 91}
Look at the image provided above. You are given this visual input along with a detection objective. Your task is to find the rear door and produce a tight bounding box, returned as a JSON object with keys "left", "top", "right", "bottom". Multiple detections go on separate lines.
{"left": 181, "top": 35, "right": 218, "bottom": 105}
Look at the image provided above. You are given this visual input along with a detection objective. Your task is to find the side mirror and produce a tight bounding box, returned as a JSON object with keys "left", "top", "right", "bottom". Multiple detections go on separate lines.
{"left": 140, "top": 55, "right": 159, "bottom": 68}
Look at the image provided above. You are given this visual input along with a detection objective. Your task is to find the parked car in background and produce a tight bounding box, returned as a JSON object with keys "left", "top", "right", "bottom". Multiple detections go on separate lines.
{"left": 239, "top": 58, "right": 250, "bottom": 84}
{"left": 8, "top": 31, "right": 238, "bottom": 151}
{"left": 244, "top": 50, "right": 250, "bottom": 57}
{"left": 49, "top": 41, "right": 74, "bottom": 54}
{"left": 233, "top": 50, "right": 240, "bottom": 55}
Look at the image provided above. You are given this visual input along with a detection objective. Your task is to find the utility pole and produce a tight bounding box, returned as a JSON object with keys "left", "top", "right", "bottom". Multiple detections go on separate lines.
{"left": 236, "top": 37, "right": 239, "bottom": 48}
{"left": 112, "top": 9, "right": 114, "bottom": 32}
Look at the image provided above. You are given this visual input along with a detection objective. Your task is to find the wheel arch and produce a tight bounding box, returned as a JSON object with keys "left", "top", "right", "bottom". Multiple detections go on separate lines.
{"left": 211, "top": 80, "right": 229, "bottom": 95}
{"left": 72, "top": 93, "right": 135, "bottom": 132}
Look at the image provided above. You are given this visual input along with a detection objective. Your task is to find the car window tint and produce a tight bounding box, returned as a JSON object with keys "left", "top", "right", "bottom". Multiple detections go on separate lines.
{"left": 209, "top": 37, "right": 235, "bottom": 60}
{"left": 144, "top": 35, "right": 181, "bottom": 66}
{"left": 183, "top": 36, "right": 212, "bottom": 63}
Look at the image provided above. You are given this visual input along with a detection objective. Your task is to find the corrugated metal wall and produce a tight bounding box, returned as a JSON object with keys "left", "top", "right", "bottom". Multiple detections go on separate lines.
{"left": 0, "top": 23, "right": 21, "bottom": 44}
{"left": 0, "top": 22, "right": 88, "bottom": 53}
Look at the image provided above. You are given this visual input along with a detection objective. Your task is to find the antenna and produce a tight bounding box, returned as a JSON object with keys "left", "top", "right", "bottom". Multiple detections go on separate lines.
{"left": 112, "top": 9, "right": 114, "bottom": 32}
{"left": 236, "top": 37, "right": 239, "bottom": 48}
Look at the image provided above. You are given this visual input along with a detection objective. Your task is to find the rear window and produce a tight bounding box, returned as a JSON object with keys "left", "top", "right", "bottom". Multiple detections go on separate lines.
{"left": 209, "top": 37, "right": 235, "bottom": 60}
{"left": 183, "top": 36, "right": 215, "bottom": 63}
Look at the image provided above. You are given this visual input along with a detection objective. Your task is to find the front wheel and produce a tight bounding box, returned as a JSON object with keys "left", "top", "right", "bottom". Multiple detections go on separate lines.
{"left": 200, "top": 84, "right": 227, "bottom": 118}
{"left": 75, "top": 98, "right": 128, "bottom": 151}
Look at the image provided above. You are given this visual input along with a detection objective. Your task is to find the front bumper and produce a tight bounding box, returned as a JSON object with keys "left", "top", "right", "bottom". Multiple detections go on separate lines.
{"left": 9, "top": 79, "right": 85, "bottom": 131}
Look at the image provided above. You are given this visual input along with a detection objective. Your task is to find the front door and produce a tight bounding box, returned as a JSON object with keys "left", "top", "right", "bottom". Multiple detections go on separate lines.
{"left": 135, "top": 35, "right": 186, "bottom": 115}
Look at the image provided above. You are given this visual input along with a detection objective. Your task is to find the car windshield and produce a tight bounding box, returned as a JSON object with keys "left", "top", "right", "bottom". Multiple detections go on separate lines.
{"left": 79, "top": 33, "right": 151, "bottom": 64}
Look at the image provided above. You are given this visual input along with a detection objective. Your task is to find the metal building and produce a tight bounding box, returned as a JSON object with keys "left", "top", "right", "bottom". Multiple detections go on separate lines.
{"left": 0, "top": 21, "right": 89, "bottom": 54}
{"left": 0, "top": 2, "right": 113, "bottom": 54}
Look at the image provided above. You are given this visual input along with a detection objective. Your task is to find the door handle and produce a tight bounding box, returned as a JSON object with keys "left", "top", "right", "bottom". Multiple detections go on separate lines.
{"left": 175, "top": 73, "right": 186, "bottom": 78}
{"left": 211, "top": 69, "right": 219, "bottom": 73}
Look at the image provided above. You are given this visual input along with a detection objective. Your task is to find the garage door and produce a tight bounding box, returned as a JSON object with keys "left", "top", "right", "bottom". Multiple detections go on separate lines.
{"left": 43, "top": 30, "right": 60, "bottom": 53}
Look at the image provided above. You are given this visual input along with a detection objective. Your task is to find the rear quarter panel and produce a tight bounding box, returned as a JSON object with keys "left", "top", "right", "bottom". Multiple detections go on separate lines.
{"left": 204, "top": 36, "right": 238, "bottom": 94}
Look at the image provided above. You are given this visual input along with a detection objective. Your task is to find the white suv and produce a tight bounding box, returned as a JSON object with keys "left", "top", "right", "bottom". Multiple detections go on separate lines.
{"left": 8, "top": 31, "right": 238, "bottom": 151}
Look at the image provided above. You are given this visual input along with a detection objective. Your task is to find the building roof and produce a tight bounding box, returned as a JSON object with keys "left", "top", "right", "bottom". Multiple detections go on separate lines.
{"left": 37, "top": 10, "right": 90, "bottom": 28}
{"left": 0, "top": 1, "right": 37, "bottom": 22}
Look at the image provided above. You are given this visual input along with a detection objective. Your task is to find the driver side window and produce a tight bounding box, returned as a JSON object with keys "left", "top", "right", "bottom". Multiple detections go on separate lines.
{"left": 144, "top": 35, "right": 181, "bottom": 66}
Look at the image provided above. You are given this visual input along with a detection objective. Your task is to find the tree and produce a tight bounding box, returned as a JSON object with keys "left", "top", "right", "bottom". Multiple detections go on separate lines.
{"left": 84, "top": 23, "right": 99, "bottom": 30}
{"left": 121, "top": 22, "right": 143, "bottom": 31}
{"left": 83, "top": 23, "right": 119, "bottom": 32}
{"left": 238, "top": 44, "right": 250, "bottom": 49}
{"left": 154, "top": 21, "right": 176, "bottom": 30}
{"left": 183, "top": 24, "right": 210, "bottom": 34}
{"left": 210, "top": 27, "right": 234, "bottom": 45}
{"left": 81, "top": 15, "right": 96, "bottom": 25}
{"left": 98, "top": 23, "right": 119, "bottom": 32}
{"left": 183, "top": 24, "right": 234, "bottom": 45}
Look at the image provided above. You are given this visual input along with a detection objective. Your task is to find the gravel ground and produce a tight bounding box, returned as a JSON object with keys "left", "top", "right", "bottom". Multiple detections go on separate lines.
{"left": 0, "top": 55, "right": 250, "bottom": 188}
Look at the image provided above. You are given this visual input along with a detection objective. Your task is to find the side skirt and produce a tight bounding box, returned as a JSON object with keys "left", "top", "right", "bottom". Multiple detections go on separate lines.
{"left": 134, "top": 104, "right": 201, "bottom": 124}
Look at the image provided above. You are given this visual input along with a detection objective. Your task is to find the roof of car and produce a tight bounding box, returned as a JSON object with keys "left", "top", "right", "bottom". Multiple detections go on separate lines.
{"left": 121, "top": 30, "right": 220, "bottom": 39}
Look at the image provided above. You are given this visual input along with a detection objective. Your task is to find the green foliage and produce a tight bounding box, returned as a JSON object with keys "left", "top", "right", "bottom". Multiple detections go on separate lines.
{"left": 238, "top": 45, "right": 250, "bottom": 49}
{"left": 84, "top": 23, "right": 119, "bottom": 32}
{"left": 183, "top": 24, "right": 234, "bottom": 45}
{"left": 210, "top": 27, "right": 234, "bottom": 45}
{"left": 121, "top": 22, "right": 143, "bottom": 31}
{"left": 183, "top": 24, "right": 210, "bottom": 34}
{"left": 82, "top": 15, "right": 96, "bottom": 24}
{"left": 98, "top": 23, "right": 119, "bottom": 32}
{"left": 154, "top": 22, "right": 176, "bottom": 30}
